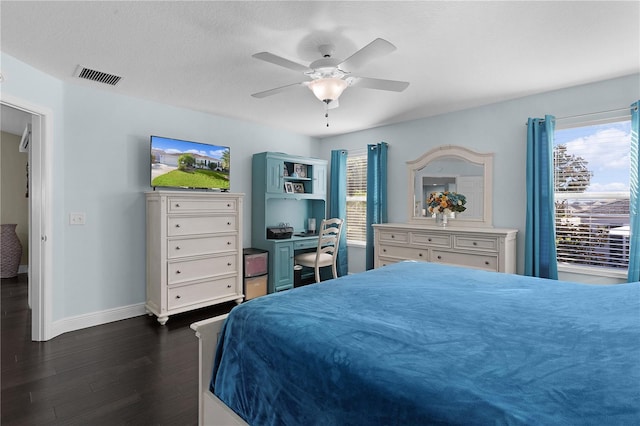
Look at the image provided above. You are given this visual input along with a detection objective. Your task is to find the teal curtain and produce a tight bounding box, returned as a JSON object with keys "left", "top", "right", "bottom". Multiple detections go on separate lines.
{"left": 365, "top": 142, "right": 388, "bottom": 270}
{"left": 330, "top": 149, "right": 348, "bottom": 277}
{"left": 628, "top": 102, "right": 640, "bottom": 282}
{"left": 525, "top": 116, "right": 558, "bottom": 279}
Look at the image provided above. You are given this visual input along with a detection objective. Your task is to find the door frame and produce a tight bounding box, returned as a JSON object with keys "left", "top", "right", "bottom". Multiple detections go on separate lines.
{"left": 1, "top": 94, "right": 53, "bottom": 341}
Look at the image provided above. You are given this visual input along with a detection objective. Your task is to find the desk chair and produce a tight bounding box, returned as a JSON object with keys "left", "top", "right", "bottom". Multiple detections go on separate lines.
{"left": 294, "top": 218, "right": 343, "bottom": 283}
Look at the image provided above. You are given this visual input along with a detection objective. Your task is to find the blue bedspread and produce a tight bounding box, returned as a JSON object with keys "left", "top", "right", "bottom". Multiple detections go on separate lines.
{"left": 211, "top": 261, "right": 640, "bottom": 425}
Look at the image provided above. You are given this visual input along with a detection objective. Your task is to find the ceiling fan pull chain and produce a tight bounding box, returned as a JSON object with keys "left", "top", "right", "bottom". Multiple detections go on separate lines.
{"left": 325, "top": 103, "right": 330, "bottom": 127}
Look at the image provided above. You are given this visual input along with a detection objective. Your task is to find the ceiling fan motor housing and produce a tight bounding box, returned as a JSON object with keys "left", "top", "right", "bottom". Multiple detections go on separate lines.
{"left": 306, "top": 58, "right": 348, "bottom": 80}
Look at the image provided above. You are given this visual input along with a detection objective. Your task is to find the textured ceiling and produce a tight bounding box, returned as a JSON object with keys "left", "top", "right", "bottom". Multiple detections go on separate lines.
{"left": 1, "top": 1, "right": 639, "bottom": 138}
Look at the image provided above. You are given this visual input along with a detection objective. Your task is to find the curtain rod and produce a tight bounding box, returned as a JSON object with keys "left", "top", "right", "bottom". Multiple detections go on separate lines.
{"left": 526, "top": 105, "right": 637, "bottom": 125}
{"left": 555, "top": 105, "right": 636, "bottom": 121}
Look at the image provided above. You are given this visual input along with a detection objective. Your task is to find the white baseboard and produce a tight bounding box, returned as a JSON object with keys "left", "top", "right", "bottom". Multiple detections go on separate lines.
{"left": 51, "top": 303, "right": 147, "bottom": 338}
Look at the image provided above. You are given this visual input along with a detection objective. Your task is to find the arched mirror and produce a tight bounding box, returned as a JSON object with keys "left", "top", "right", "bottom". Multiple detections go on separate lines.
{"left": 407, "top": 145, "right": 493, "bottom": 227}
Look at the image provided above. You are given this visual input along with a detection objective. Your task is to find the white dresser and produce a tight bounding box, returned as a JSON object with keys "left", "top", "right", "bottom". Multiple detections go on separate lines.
{"left": 146, "top": 191, "right": 244, "bottom": 325}
{"left": 373, "top": 223, "right": 517, "bottom": 273}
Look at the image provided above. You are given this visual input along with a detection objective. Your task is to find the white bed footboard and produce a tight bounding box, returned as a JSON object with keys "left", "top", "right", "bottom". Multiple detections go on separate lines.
{"left": 191, "top": 314, "right": 247, "bottom": 426}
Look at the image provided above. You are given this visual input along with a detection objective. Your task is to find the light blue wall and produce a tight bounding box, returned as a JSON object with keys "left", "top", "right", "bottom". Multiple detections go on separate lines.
{"left": 316, "top": 73, "right": 640, "bottom": 276}
{"left": 61, "top": 84, "right": 317, "bottom": 316}
{"left": 2, "top": 52, "right": 317, "bottom": 320}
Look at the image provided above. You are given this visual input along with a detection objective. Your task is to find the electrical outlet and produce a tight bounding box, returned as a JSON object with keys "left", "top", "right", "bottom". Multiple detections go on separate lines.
{"left": 69, "top": 212, "right": 86, "bottom": 225}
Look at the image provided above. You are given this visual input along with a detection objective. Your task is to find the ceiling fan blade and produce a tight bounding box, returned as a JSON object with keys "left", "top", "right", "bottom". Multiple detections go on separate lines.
{"left": 252, "top": 52, "right": 310, "bottom": 73}
{"left": 339, "top": 38, "right": 397, "bottom": 71}
{"left": 251, "top": 82, "right": 306, "bottom": 98}
{"left": 351, "top": 77, "right": 409, "bottom": 92}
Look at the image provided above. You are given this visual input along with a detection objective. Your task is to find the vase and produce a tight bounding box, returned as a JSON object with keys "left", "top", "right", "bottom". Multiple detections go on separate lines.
{"left": 1, "top": 224, "right": 23, "bottom": 278}
{"left": 435, "top": 212, "right": 455, "bottom": 227}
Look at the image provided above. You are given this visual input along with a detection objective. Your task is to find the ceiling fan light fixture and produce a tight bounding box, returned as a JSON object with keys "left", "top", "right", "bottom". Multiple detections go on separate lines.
{"left": 308, "top": 78, "right": 348, "bottom": 103}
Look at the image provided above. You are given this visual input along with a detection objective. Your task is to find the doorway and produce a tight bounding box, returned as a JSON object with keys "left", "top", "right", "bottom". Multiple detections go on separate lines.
{"left": 1, "top": 98, "right": 51, "bottom": 341}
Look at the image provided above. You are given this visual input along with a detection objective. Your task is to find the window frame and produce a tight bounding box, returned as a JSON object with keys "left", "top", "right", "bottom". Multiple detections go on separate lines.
{"left": 553, "top": 116, "right": 631, "bottom": 279}
{"left": 345, "top": 149, "right": 367, "bottom": 247}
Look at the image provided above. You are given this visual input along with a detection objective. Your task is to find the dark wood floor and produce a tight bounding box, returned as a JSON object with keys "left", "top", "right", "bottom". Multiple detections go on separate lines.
{"left": 1, "top": 274, "right": 235, "bottom": 425}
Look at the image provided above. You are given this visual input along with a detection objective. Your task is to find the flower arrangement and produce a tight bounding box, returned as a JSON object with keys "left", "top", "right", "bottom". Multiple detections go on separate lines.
{"left": 426, "top": 191, "right": 467, "bottom": 215}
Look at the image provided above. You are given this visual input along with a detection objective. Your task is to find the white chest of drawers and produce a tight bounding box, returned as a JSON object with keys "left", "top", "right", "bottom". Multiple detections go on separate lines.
{"left": 146, "top": 191, "right": 244, "bottom": 324}
{"left": 373, "top": 223, "right": 517, "bottom": 273}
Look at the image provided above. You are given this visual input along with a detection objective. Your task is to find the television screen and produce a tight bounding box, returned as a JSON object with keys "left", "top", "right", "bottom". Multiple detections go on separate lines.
{"left": 150, "top": 135, "right": 230, "bottom": 191}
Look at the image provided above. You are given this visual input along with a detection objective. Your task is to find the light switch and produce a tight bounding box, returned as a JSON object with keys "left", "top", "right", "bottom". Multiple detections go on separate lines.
{"left": 69, "top": 212, "right": 86, "bottom": 225}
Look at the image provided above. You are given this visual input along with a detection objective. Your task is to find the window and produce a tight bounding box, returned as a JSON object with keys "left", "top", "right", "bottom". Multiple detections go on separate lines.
{"left": 346, "top": 151, "right": 367, "bottom": 244}
{"left": 553, "top": 119, "right": 631, "bottom": 271}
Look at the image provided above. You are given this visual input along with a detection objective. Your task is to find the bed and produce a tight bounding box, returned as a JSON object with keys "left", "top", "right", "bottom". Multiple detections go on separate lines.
{"left": 191, "top": 261, "right": 640, "bottom": 425}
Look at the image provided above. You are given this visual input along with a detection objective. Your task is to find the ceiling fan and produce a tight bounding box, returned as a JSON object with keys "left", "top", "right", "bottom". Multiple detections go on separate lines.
{"left": 251, "top": 38, "right": 410, "bottom": 110}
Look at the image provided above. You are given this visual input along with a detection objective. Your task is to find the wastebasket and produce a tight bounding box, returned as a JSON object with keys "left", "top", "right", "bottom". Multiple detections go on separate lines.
{"left": 294, "top": 264, "right": 303, "bottom": 286}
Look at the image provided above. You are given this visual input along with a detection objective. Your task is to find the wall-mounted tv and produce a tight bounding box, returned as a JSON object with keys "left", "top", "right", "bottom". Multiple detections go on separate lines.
{"left": 150, "top": 135, "right": 230, "bottom": 191}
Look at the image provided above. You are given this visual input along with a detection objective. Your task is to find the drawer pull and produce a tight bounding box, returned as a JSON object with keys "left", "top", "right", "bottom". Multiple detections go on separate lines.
{"left": 227, "top": 262, "right": 232, "bottom": 266}
{"left": 176, "top": 270, "right": 181, "bottom": 274}
{"left": 227, "top": 241, "right": 232, "bottom": 245}
{"left": 175, "top": 246, "right": 180, "bottom": 250}
{"left": 418, "top": 253, "right": 423, "bottom": 257}
{"left": 227, "top": 203, "right": 231, "bottom": 207}
{"left": 428, "top": 238, "right": 432, "bottom": 242}
{"left": 175, "top": 224, "right": 181, "bottom": 228}
{"left": 176, "top": 295, "right": 181, "bottom": 299}
{"left": 485, "top": 261, "right": 490, "bottom": 265}
{"left": 391, "top": 234, "right": 395, "bottom": 239}
{"left": 175, "top": 203, "right": 180, "bottom": 208}
{"left": 227, "top": 284, "right": 232, "bottom": 288}
{"left": 473, "top": 242, "right": 478, "bottom": 246}
{"left": 383, "top": 248, "right": 387, "bottom": 253}
{"left": 437, "top": 255, "right": 442, "bottom": 260}
{"left": 227, "top": 221, "right": 231, "bottom": 226}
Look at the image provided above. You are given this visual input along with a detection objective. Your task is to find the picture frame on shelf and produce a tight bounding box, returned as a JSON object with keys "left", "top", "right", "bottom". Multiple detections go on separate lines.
{"left": 293, "top": 183, "right": 305, "bottom": 193}
{"left": 293, "top": 163, "right": 307, "bottom": 178}
{"left": 285, "top": 182, "right": 294, "bottom": 194}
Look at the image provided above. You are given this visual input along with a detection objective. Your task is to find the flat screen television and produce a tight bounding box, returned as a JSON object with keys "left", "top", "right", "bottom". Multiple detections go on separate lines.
{"left": 150, "top": 135, "right": 230, "bottom": 191}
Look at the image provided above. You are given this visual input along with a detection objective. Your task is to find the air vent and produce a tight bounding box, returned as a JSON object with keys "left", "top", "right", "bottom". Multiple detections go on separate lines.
{"left": 74, "top": 65, "right": 122, "bottom": 86}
